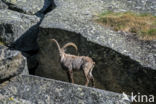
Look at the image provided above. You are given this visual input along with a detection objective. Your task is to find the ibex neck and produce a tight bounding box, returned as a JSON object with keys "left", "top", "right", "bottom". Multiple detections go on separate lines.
{"left": 60, "top": 52, "right": 65, "bottom": 62}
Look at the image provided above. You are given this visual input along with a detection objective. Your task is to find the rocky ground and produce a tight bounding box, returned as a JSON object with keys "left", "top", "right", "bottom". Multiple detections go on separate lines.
{"left": 0, "top": 0, "right": 156, "bottom": 103}
{"left": 0, "top": 75, "right": 130, "bottom": 104}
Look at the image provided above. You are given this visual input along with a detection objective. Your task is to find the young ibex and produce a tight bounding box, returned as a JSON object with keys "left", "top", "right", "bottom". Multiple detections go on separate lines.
{"left": 51, "top": 39, "right": 95, "bottom": 87}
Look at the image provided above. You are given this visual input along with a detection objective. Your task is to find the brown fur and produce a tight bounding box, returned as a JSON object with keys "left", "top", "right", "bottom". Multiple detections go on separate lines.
{"left": 51, "top": 39, "right": 95, "bottom": 87}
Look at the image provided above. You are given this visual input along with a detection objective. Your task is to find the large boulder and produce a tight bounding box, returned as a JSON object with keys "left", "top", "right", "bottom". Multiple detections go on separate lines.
{"left": 0, "top": 9, "right": 40, "bottom": 51}
{"left": 40, "top": 0, "right": 156, "bottom": 69}
{"left": 0, "top": 75, "right": 130, "bottom": 104}
{"left": 0, "top": 46, "right": 28, "bottom": 82}
{"left": 36, "top": 0, "right": 156, "bottom": 97}
{"left": 2, "top": 0, "right": 54, "bottom": 15}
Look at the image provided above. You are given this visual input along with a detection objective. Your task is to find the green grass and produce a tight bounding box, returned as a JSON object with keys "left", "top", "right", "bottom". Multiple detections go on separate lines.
{"left": 96, "top": 11, "right": 156, "bottom": 40}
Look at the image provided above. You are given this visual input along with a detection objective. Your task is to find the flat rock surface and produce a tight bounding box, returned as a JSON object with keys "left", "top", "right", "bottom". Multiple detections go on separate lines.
{"left": 0, "top": 9, "right": 40, "bottom": 51}
{"left": 2, "top": 0, "right": 52, "bottom": 15}
{"left": 0, "top": 75, "right": 130, "bottom": 104}
{"left": 40, "top": 0, "right": 156, "bottom": 69}
{"left": 0, "top": 46, "right": 28, "bottom": 82}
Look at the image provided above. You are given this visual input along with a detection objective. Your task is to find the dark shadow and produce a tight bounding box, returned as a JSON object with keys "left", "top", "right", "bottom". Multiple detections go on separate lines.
{"left": 8, "top": 0, "right": 56, "bottom": 75}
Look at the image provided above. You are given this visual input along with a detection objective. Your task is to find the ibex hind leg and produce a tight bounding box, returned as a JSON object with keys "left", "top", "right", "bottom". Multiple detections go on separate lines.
{"left": 88, "top": 67, "right": 95, "bottom": 87}
{"left": 83, "top": 68, "right": 90, "bottom": 87}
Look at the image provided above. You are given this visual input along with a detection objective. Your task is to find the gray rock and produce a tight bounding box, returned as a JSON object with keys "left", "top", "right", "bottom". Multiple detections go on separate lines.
{"left": 0, "top": 9, "right": 40, "bottom": 51}
{"left": 36, "top": 28, "right": 156, "bottom": 97}
{"left": 99, "top": 0, "right": 156, "bottom": 15}
{"left": 0, "top": 46, "right": 28, "bottom": 82}
{"left": 0, "top": 94, "right": 32, "bottom": 104}
{"left": 2, "top": 0, "right": 54, "bottom": 15}
{"left": 40, "top": 0, "right": 156, "bottom": 69}
{"left": 0, "top": 1, "right": 8, "bottom": 9}
{"left": 0, "top": 75, "right": 131, "bottom": 104}
{"left": 36, "top": 0, "right": 156, "bottom": 98}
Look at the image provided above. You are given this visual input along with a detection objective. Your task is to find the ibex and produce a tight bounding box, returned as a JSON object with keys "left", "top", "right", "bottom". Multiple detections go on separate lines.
{"left": 51, "top": 39, "right": 95, "bottom": 87}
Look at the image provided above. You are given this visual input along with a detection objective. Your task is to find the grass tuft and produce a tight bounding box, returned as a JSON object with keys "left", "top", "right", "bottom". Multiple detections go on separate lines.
{"left": 96, "top": 11, "right": 156, "bottom": 40}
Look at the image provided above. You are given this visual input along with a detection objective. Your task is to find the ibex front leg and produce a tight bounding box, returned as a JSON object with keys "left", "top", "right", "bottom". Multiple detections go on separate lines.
{"left": 68, "top": 69, "right": 74, "bottom": 84}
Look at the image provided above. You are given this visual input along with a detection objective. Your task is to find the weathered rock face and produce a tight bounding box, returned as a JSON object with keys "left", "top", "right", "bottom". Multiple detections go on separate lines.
{"left": 0, "top": 46, "right": 28, "bottom": 82}
{"left": 2, "top": 0, "right": 53, "bottom": 15}
{"left": 99, "top": 0, "right": 156, "bottom": 15}
{"left": 0, "top": 1, "right": 8, "bottom": 9}
{"left": 0, "top": 9, "right": 40, "bottom": 51}
{"left": 0, "top": 75, "right": 130, "bottom": 104}
{"left": 36, "top": 28, "right": 156, "bottom": 95}
{"left": 36, "top": 0, "right": 156, "bottom": 96}
{"left": 41, "top": 0, "right": 156, "bottom": 69}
